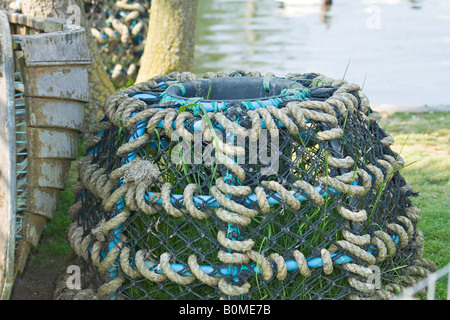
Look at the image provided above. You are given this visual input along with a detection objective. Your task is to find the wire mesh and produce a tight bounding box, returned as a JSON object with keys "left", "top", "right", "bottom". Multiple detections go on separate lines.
{"left": 69, "top": 71, "right": 437, "bottom": 300}
{"left": 83, "top": 0, "right": 151, "bottom": 86}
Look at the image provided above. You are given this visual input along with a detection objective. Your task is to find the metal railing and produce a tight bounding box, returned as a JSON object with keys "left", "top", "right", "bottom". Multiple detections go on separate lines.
{"left": 394, "top": 263, "right": 450, "bottom": 300}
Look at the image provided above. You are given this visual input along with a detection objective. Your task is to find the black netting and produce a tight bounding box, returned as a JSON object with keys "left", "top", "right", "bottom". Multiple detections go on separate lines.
{"left": 69, "top": 71, "right": 436, "bottom": 300}
{"left": 83, "top": 0, "right": 151, "bottom": 86}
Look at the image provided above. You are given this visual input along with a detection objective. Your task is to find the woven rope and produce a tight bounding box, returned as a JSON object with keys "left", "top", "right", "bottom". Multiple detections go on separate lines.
{"left": 67, "top": 70, "right": 436, "bottom": 300}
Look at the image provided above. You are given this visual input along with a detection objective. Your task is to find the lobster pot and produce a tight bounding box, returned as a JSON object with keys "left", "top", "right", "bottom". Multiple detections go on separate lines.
{"left": 69, "top": 70, "right": 436, "bottom": 300}
{"left": 0, "top": 11, "right": 89, "bottom": 300}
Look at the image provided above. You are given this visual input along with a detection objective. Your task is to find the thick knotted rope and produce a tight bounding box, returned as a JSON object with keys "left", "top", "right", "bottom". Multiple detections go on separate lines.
{"left": 67, "top": 70, "right": 435, "bottom": 300}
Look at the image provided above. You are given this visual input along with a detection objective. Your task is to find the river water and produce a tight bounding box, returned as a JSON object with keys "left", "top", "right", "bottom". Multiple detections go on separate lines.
{"left": 193, "top": 0, "right": 450, "bottom": 108}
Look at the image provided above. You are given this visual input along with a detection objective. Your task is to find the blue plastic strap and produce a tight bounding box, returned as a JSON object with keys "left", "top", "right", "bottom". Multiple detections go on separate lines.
{"left": 263, "top": 75, "right": 272, "bottom": 92}
{"left": 170, "top": 83, "right": 187, "bottom": 96}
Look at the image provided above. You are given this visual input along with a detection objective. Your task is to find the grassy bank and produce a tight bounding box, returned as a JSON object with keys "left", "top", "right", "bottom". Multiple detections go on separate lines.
{"left": 379, "top": 111, "right": 450, "bottom": 298}
{"left": 23, "top": 111, "right": 449, "bottom": 300}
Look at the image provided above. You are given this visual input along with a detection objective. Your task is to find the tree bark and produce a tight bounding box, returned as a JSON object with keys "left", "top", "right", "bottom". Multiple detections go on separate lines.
{"left": 136, "top": 0, "right": 199, "bottom": 83}
{"left": 21, "top": 0, "right": 116, "bottom": 130}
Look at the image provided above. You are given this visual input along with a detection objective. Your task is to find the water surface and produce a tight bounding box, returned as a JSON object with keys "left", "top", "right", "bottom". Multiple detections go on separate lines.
{"left": 193, "top": 0, "right": 450, "bottom": 107}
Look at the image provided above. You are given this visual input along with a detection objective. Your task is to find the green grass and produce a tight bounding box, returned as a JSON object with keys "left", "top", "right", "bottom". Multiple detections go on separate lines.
{"left": 379, "top": 111, "right": 450, "bottom": 299}
{"left": 23, "top": 141, "right": 85, "bottom": 268}
{"left": 247, "top": 200, "right": 349, "bottom": 300}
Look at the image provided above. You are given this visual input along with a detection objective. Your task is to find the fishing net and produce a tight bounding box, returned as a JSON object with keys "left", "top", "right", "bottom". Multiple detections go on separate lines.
{"left": 68, "top": 70, "right": 437, "bottom": 300}
{"left": 84, "top": 0, "right": 151, "bottom": 86}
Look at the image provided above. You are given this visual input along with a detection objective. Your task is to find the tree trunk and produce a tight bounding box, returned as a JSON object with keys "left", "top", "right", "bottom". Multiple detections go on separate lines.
{"left": 21, "top": 0, "right": 115, "bottom": 131}
{"left": 136, "top": 0, "right": 199, "bottom": 83}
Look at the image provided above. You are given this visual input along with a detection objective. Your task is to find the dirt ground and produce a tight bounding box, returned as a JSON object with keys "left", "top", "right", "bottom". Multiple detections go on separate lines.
{"left": 9, "top": 253, "right": 70, "bottom": 300}
{"left": 9, "top": 247, "right": 99, "bottom": 300}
